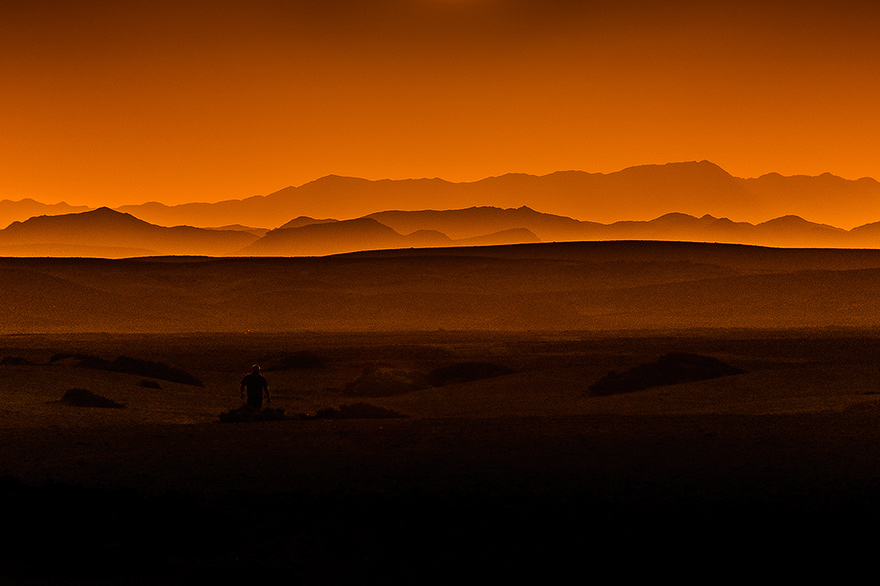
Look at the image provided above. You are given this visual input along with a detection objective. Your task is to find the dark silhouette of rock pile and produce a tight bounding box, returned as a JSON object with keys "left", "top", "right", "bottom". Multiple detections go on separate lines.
{"left": 589, "top": 352, "right": 746, "bottom": 396}
{"left": 427, "top": 362, "right": 514, "bottom": 386}
{"left": 60, "top": 388, "right": 125, "bottom": 409}
{"left": 51, "top": 353, "right": 203, "bottom": 386}
{"left": 344, "top": 367, "right": 431, "bottom": 397}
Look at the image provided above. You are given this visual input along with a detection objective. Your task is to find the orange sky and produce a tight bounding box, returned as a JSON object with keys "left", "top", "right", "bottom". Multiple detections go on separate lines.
{"left": 2, "top": 0, "right": 879, "bottom": 208}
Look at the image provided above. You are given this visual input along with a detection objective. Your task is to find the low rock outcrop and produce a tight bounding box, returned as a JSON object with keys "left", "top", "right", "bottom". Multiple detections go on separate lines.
{"left": 589, "top": 353, "right": 746, "bottom": 396}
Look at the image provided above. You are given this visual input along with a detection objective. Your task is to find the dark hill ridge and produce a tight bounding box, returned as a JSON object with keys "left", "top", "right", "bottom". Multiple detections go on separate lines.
{"left": 0, "top": 207, "right": 259, "bottom": 257}
{"left": 107, "top": 161, "right": 880, "bottom": 230}
{"left": 365, "top": 206, "right": 599, "bottom": 241}
{"left": 6, "top": 241, "right": 880, "bottom": 333}
{"left": 243, "top": 217, "right": 406, "bottom": 257}
{"left": 7, "top": 205, "right": 880, "bottom": 257}
{"left": 0, "top": 198, "right": 90, "bottom": 230}
{"left": 588, "top": 353, "right": 747, "bottom": 396}
{"left": 594, "top": 212, "right": 855, "bottom": 248}
{"left": 252, "top": 208, "right": 880, "bottom": 253}
{"left": 276, "top": 216, "right": 339, "bottom": 230}
{"left": 238, "top": 216, "right": 539, "bottom": 256}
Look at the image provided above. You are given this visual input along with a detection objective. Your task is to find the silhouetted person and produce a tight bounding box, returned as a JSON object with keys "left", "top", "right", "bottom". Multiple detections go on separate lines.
{"left": 240, "top": 364, "right": 270, "bottom": 410}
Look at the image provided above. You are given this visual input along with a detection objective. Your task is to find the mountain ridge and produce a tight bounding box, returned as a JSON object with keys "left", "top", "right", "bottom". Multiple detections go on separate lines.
{"left": 7, "top": 204, "right": 880, "bottom": 257}
{"left": 0, "top": 207, "right": 260, "bottom": 257}
{"left": 6, "top": 161, "right": 879, "bottom": 231}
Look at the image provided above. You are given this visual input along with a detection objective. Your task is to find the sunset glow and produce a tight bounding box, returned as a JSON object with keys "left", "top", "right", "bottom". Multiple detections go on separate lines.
{"left": 2, "top": 0, "right": 879, "bottom": 209}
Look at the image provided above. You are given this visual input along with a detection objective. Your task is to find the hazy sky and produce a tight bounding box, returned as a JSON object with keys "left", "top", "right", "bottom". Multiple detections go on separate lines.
{"left": 2, "top": 0, "right": 879, "bottom": 207}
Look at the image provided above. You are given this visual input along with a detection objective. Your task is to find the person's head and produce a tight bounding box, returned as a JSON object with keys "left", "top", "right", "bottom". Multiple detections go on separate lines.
{"left": 251, "top": 364, "right": 260, "bottom": 374}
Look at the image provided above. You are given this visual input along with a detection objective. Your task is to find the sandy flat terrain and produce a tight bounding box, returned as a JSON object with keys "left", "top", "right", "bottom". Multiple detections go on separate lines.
{"left": 1, "top": 330, "right": 879, "bottom": 583}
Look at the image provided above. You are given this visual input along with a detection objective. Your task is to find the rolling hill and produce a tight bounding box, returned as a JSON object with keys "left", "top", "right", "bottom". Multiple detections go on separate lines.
{"left": 5, "top": 241, "right": 880, "bottom": 333}
{"left": 364, "top": 207, "right": 865, "bottom": 249}
{"left": 0, "top": 207, "right": 259, "bottom": 257}
{"left": 239, "top": 217, "right": 540, "bottom": 256}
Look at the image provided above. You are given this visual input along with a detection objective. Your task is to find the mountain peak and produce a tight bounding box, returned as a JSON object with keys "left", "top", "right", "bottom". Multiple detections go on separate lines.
{"left": 89, "top": 206, "right": 132, "bottom": 217}
{"left": 5, "top": 206, "right": 147, "bottom": 229}
{"left": 621, "top": 160, "right": 732, "bottom": 175}
{"left": 758, "top": 215, "right": 845, "bottom": 232}
{"left": 76, "top": 207, "right": 153, "bottom": 225}
{"left": 760, "top": 214, "right": 810, "bottom": 225}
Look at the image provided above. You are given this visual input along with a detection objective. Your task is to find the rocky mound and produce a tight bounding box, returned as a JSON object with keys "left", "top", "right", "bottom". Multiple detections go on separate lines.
{"left": 344, "top": 367, "right": 431, "bottom": 397}
{"left": 588, "top": 352, "right": 746, "bottom": 396}
{"left": 51, "top": 353, "right": 203, "bottom": 386}
{"left": 427, "top": 362, "right": 514, "bottom": 386}
{"left": 59, "top": 388, "right": 125, "bottom": 409}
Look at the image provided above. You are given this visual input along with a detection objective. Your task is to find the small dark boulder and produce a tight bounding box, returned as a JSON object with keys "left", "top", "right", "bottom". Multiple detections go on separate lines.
{"left": 345, "top": 367, "right": 431, "bottom": 397}
{"left": 51, "top": 353, "right": 203, "bottom": 386}
{"left": 110, "top": 356, "right": 203, "bottom": 387}
{"left": 588, "top": 352, "right": 746, "bottom": 396}
{"left": 427, "top": 362, "right": 514, "bottom": 387}
{"left": 60, "top": 388, "right": 125, "bottom": 409}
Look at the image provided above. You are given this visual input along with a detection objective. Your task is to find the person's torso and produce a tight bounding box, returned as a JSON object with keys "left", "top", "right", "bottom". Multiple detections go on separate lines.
{"left": 243, "top": 373, "right": 266, "bottom": 392}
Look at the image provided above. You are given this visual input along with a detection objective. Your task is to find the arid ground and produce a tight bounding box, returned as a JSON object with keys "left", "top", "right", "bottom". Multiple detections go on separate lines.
{"left": 2, "top": 329, "right": 879, "bottom": 583}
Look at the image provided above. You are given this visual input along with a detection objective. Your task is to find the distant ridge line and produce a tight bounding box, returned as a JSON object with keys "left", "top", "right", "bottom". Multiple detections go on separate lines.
{"left": 4, "top": 160, "right": 880, "bottom": 243}
{"left": 106, "top": 160, "right": 880, "bottom": 231}
{"left": 5, "top": 204, "right": 880, "bottom": 257}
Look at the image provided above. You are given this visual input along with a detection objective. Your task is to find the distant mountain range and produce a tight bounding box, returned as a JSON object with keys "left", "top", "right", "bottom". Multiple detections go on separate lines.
{"left": 3, "top": 161, "right": 880, "bottom": 233}
{"left": 115, "top": 161, "right": 880, "bottom": 230}
{"left": 5, "top": 204, "right": 880, "bottom": 257}
{"left": 0, "top": 208, "right": 258, "bottom": 257}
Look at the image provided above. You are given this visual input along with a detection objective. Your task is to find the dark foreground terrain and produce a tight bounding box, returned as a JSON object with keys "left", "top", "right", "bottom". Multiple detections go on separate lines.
{"left": 1, "top": 329, "right": 879, "bottom": 583}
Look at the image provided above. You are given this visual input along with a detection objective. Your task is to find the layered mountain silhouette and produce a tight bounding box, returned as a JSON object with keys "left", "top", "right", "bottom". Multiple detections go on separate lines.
{"left": 6, "top": 204, "right": 880, "bottom": 257}
{"left": 240, "top": 216, "right": 540, "bottom": 256}
{"left": 76, "top": 161, "right": 880, "bottom": 231}
{"left": 0, "top": 198, "right": 90, "bottom": 229}
{"left": 0, "top": 207, "right": 259, "bottom": 257}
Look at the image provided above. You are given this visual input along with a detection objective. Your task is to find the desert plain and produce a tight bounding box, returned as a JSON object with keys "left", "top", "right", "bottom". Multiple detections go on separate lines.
{"left": 2, "top": 329, "right": 880, "bottom": 583}
{"left": 3, "top": 242, "right": 880, "bottom": 583}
